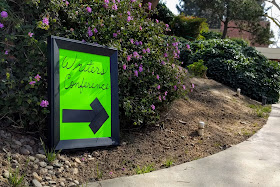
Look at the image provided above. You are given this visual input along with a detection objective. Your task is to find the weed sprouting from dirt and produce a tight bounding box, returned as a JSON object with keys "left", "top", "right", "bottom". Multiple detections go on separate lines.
{"left": 5, "top": 156, "right": 28, "bottom": 187}
{"left": 135, "top": 164, "right": 155, "bottom": 174}
{"left": 163, "top": 159, "right": 173, "bottom": 168}
{"left": 40, "top": 138, "right": 61, "bottom": 163}
{"left": 249, "top": 104, "right": 271, "bottom": 118}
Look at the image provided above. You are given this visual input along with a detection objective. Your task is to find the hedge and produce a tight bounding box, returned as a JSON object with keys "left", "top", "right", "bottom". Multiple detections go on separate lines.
{"left": 0, "top": 0, "right": 188, "bottom": 131}
{"left": 181, "top": 39, "right": 280, "bottom": 103}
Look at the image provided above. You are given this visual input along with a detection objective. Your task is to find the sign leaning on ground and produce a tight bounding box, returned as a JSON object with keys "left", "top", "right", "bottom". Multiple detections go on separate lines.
{"left": 47, "top": 36, "right": 119, "bottom": 150}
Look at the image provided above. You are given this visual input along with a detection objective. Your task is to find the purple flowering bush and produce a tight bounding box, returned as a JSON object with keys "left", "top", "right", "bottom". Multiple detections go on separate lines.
{"left": 0, "top": 0, "right": 188, "bottom": 130}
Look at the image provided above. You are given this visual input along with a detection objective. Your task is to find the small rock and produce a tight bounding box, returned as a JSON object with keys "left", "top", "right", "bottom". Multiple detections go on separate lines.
{"left": 58, "top": 167, "right": 64, "bottom": 173}
{"left": 88, "top": 158, "right": 95, "bottom": 161}
{"left": 46, "top": 166, "right": 53, "bottom": 170}
{"left": 29, "top": 156, "right": 36, "bottom": 162}
{"left": 2, "top": 161, "right": 8, "bottom": 166}
{"left": 38, "top": 149, "right": 45, "bottom": 154}
{"left": 73, "top": 162, "right": 78, "bottom": 167}
{"left": 34, "top": 159, "right": 40, "bottom": 163}
{"left": 29, "top": 139, "right": 35, "bottom": 146}
{"left": 13, "top": 153, "right": 20, "bottom": 159}
{"left": 45, "top": 177, "right": 52, "bottom": 181}
{"left": 33, "top": 172, "right": 42, "bottom": 182}
{"left": 39, "top": 168, "right": 48, "bottom": 175}
{"left": 25, "top": 144, "right": 33, "bottom": 151}
{"left": 74, "top": 180, "right": 79, "bottom": 185}
{"left": 11, "top": 144, "right": 20, "bottom": 149}
{"left": 69, "top": 182, "right": 76, "bottom": 187}
{"left": 240, "top": 121, "right": 247, "bottom": 125}
{"left": 33, "top": 164, "right": 39, "bottom": 170}
{"left": 13, "top": 140, "right": 22, "bottom": 146}
{"left": 57, "top": 154, "right": 66, "bottom": 161}
{"left": 122, "top": 142, "right": 127, "bottom": 145}
{"left": 39, "top": 161, "right": 47, "bottom": 167}
{"left": 92, "top": 151, "right": 100, "bottom": 157}
{"left": 32, "top": 179, "right": 42, "bottom": 187}
{"left": 36, "top": 154, "right": 46, "bottom": 160}
{"left": 48, "top": 181, "right": 56, "bottom": 184}
{"left": 60, "top": 182, "right": 65, "bottom": 187}
{"left": 20, "top": 148, "right": 30, "bottom": 155}
{"left": 67, "top": 178, "right": 73, "bottom": 181}
{"left": 74, "top": 158, "right": 81, "bottom": 164}
{"left": 72, "top": 168, "right": 79, "bottom": 175}
{"left": 3, "top": 170, "right": 10, "bottom": 178}
{"left": 65, "top": 160, "right": 71, "bottom": 166}
{"left": 48, "top": 170, "right": 55, "bottom": 175}
{"left": 52, "top": 160, "right": 62, "bottom": 168}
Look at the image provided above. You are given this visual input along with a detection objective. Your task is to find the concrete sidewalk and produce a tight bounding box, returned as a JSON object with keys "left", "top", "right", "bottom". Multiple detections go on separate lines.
{"left": 88, "top": 104, "right": 280, "bottom": 187}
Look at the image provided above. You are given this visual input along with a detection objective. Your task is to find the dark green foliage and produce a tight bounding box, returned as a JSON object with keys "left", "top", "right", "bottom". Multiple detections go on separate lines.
{"left": 187, "top": 59, "right": 207, "bottom": 77}
{"left": 170, "top": 15, "right": 208, "bottom": 40}
{"left": 182, "top": 39, "right": 280, "bottom": 103}
{"left": 230, "top": 38, "right": 250, "bottom": 47}
{"left": 200, "top": 31, "right": 222, "bottom": 40}
{"left": 152, "top": 2, "right": 174, "bottom": 25}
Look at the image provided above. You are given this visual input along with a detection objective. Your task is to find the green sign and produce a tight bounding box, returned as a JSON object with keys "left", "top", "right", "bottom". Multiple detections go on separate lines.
{"left": 48, "top": 36, "right": 119, "bottom": 150}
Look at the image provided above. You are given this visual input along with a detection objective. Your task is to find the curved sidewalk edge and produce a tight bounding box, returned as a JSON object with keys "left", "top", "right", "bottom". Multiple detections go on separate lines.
{"left": 88, "top": 104, "right": 280, "bottom": 187}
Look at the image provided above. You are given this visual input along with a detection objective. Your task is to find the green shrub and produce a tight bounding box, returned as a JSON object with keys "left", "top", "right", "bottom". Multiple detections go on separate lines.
{"left": 201, "top": 31, "right": 222, "bottom": 40}
{"left": 152, "top": 2, "right": 174, "bottom": 25}
{"left": 187, "top": 59, "right": 207, "bottom": 77}
{"left": 182, "top": 39, "right": 280, "bottom": 103}
{"left": 230, "top": 37, "right": 250, "bottom": 47}
{"left": 170, "top": 14, "right": 208, "bottom": 40}
{"left": 0, "top": 0, "right": 188, "bottom": 131}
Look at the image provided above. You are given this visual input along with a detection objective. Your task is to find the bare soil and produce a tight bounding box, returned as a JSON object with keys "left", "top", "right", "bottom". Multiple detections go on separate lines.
{"left": 0, "top": 78, "right": 269, "bottom": 186}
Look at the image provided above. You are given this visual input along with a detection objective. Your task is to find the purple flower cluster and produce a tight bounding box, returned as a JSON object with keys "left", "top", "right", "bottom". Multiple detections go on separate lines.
{"left": 127, "top": 16, "right": 133, "bottom": 22}
{"left": 1, "top": 11, "right": 8, "bottom": 18}
{"left": 133, "top": 51, "right": 141, "bottom": 59}
{"left": 127, "top": 55, "right": 132, "bottom": 61}
{"left": 28, "top": 32, "right": 34, "bottom": 37}
{"left": 88, "top": 27, "right": 93, "bottom": 37}
{"left": 40, "top": 100, "right": 49, "bottom": 107}
{"left": 148, "top": 2, "right": 152, "bottom": 10}
{"left": 86, "top": 7, "right": 92, "bottom": 13}
{"left": 42, "top": 17, "right": 49, "bottom": 26}
{"left": 112, "top": 4, "right": 118, "bottom": 10}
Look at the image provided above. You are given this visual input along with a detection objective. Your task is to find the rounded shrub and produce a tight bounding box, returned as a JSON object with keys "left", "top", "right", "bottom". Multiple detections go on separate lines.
{"left": 170, "top": 14, "right": 208, "bottom": 40}
{"left": 181, "top": 39, "right": 280, "bottom": 103}
{"left": 0, "top": 0, "right": 188, "bottom": 131}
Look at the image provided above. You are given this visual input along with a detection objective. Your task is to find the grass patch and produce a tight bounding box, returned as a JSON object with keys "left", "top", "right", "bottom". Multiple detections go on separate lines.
{"left": 135, "top": 164, "right": 155, "bottom": 174}
{"left": 40, "top": 138, "right": 61, "bottom": 163}
{"left": 163, "top": 159, "right": 173, "bottom": 168}
{"left": 248, "top": 104, "right": 271, "bottom": 118}
{"left": 241, "top": 128, "right": 256, "bottom": 136}
{"left": 5, "top": 156, "right": 28, "bottom": 187}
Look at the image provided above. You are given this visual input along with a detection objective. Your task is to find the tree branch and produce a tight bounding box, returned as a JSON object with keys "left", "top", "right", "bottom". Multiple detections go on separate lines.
{"left": 264, "top": 14, "right": 280, "bottom": 28}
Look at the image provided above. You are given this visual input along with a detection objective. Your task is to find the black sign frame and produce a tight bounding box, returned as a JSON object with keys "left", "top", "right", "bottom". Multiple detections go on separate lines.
{"left": 47, "top": 36, "right": 119, "bottom": 150}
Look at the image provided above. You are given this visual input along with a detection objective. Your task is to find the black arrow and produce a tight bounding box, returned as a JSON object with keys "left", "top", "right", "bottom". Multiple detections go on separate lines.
{"left": 62, "top": 98, "right": 109, "bottom": 134}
